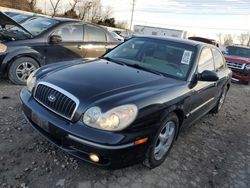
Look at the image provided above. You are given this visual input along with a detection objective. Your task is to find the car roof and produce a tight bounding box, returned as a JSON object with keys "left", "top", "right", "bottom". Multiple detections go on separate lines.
{"left": 132, "top": 35, "right": 207, "bottom": 47}
{"left": 226, "top": 45, "right": 250, "bottom": 49}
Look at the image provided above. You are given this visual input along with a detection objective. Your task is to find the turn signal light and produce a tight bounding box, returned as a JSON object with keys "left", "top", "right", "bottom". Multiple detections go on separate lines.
{"left": 134, "top": 137, "right": 148, "bottom": 145}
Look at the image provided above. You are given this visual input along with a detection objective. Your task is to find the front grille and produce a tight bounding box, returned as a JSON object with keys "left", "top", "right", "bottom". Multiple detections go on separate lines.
{"left": 226, "top": 61, "right": 245, "bottom": 70}
{"left": 34, "top": 82, "right": 79, "bottom": 120}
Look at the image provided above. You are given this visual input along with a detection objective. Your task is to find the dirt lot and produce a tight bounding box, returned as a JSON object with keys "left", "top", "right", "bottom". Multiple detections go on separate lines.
{"left": 0, "top": 79, "right": 249, "bottom": 188}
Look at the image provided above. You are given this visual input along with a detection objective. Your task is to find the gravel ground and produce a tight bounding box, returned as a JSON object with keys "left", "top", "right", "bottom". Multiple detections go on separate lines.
{"left": 0, "top": 79, "right": 249, "bottom": 188}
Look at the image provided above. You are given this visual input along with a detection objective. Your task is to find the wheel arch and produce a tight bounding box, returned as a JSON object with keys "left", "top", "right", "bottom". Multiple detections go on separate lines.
{"left": 160, "top": 106, "right": 185, "bottom": 139}
{"left": 1, "top": 49, "right": 45, "bottom": 75}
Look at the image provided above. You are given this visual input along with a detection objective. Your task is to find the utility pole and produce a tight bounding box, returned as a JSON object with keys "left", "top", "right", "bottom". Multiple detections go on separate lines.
{"left": 130, "top": 0, "right": 136, "bottom": 31}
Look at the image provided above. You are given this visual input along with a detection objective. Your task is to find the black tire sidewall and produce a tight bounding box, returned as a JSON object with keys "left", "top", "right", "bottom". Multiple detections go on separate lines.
{"left": 8, "top": 57, "right": 39, "bottom": 85}
{"left": 145, "top": 113, "right": 179, "bottom": 168}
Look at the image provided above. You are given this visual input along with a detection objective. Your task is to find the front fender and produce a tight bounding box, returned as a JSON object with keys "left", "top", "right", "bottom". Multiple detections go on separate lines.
{"left": 0, "top": 47, "right": 45, "bottom": 74}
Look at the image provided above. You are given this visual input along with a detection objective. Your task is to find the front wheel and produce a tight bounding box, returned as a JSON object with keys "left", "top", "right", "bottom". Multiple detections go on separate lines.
{"left": 143, "top": 113, "right": 178, "bottom": 169}
{"left": 8, "top": 57, "right": 39, "bottom": 85}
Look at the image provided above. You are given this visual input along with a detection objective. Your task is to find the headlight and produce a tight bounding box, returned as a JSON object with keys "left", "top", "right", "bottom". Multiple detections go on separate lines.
{"left": 245, "top": 64, "right": 250, "bottom": 70}
{"left": 0, "top": 43, "right": 7, "bottom": 53}
{"left": 83, "top": 104, "right": 138, "bottom": 131}
{"left": 27, "top": 69, "right": 39, "bottom": 92}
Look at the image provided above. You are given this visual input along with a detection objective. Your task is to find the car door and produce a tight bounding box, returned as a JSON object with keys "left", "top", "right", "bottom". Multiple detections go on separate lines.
{"left": 45, "top": 23, "right": 85, "bottom": 64}
{"left": 83, "top": 24, "right": 107, "bottom": 59}
{"left": 212, "top": 48, "right": 228, "bottom": 94}
{"left": 185, "top": 47, "right": 218, "bottom": 124}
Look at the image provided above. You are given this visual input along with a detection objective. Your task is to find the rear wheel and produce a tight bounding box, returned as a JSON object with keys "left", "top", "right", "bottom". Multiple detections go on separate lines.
{"left": 143, "top": 113, "right": 178, "bottom": 169}
{"left": 8, "top": 57, "right": 39, "bottom": 85}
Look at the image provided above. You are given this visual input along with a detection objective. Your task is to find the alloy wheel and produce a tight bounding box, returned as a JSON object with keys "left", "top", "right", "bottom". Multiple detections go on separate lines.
{"left": 16, "top": 62, "right": 36, "bottom": 82}
{"left": 154, "top": 121, "right": 176, "bottom": 161}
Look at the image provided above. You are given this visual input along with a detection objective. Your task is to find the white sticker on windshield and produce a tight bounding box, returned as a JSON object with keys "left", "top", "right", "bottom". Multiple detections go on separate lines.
{"left": 181, "top": 50, "right": 192, "bottom": 65}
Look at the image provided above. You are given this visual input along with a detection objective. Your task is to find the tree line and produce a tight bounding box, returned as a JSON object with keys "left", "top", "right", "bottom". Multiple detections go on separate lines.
{"left": 0, "top": 0, "right": 128, "bottom": 29}
{"left": 217, "top": 32, "right": 250, "bottom": 46}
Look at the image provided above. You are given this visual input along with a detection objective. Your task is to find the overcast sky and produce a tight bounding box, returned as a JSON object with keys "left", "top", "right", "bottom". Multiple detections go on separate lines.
{"left": 38, "top": 0, "right": 250, "bottom": 38}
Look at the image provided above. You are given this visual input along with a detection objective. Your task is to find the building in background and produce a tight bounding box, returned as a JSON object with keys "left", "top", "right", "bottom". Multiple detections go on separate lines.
{"left": 134, "top": 25, "right": 187, "bottom": 39}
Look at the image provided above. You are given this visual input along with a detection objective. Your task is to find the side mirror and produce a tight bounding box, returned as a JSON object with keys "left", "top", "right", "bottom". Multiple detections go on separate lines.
{"left": 105, "top": 48, "right": 112, "bottom": 53}
{"left": 49, "top": 35, "right": 62, "bottom": 44}
{"left": 221, "top": 51, "right": 226, "bottom": 55}
{"left": 198, "top": 70, "right": 219, "bottom": 82}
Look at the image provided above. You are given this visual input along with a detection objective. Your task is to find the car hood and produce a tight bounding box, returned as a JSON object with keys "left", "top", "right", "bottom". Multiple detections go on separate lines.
{"left": 0, "top": 12, "right": 32, "bottom": 37}
{"left": 40, "top": 59, "right": 170, "bottom": 106}
{"left": 225, "top": 55, "right": 250, "bottom": 64}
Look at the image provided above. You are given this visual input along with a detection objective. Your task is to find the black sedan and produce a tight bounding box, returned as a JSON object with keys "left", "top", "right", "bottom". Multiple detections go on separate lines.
{"left": 20, "top": 36, "right": 232, "bottom": 169}
{"left": 0, "top": 12, "right": 119, "bottom": 85}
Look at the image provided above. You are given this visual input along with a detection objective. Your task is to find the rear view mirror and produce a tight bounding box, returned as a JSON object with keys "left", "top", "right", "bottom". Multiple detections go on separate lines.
{"left": 198, "top": 70, "right": 219, "bottom": 82}
{"left": 49, "top": 35, "right": 62, "bottom": 44}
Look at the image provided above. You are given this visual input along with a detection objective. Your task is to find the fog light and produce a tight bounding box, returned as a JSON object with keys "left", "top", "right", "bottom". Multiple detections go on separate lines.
{"left": 89, "top": 153, "right": 100, "bottom": 162}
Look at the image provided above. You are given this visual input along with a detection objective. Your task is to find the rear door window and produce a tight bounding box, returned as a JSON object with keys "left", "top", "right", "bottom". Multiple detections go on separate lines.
{"left": 84, "top": 25, "right": 107, "bottom": 42}
{"left": 198, "top": 48, "right": 215, "bottom": 73}
{"left": 212, "top": 48, "right": 225, "bottom": 70}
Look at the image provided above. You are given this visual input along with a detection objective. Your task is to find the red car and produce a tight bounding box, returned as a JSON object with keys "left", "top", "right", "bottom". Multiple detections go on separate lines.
{"left": 224, "top": 45, "right": 250, "bottom": 84}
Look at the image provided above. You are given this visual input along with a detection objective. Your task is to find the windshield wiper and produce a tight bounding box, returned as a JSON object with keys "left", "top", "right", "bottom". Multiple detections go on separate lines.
{"left": 100, "top": 57, "right": 125, "bottom": 65}
{"left": 125, "top": 63, "right": 163, "bottom": 76}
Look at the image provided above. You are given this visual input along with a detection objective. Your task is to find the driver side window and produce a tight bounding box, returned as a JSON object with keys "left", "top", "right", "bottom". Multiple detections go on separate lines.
{"left": 198, "top": 48, "right": 215, "bottom": 73}
{"left": 53, "top": 24, "right": 83, "bottom": 42}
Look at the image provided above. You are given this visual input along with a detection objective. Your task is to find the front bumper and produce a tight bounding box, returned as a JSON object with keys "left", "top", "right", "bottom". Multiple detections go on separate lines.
{"left": 20, "top": 88, "right": 151, "bottom": 169}
{"left": 231, "top": 70, "right": 250, "bottom": 82}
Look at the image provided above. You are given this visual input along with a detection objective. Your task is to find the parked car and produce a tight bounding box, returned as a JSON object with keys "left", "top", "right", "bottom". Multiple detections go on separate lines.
{"left": 223, "top": 45, "right": 250, "bottom": 84}
{"left": 20, "top": 36, "right": 232, "bottom": 169}
{"left": 11, "top": 13, "right": 38, "bottom": 24}
{"left": 111, "top": 31, "right": 124, "bottom": 42}
{"left": 0, "top": 12, "right": 119, "bottom": 84}
{"left": 188, "top": 37, "right": 219, "bottom": 47}
{"left": 4, "top": 11, "right": 20, "bottom": 17}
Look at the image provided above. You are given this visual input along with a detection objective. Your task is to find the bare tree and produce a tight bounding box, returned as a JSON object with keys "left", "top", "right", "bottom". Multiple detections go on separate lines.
{"left": 224, "top": 34, "right": 234, "bottom": 45}
{"left": 102, "top": 6, "right": 113, "bottom": 20}
{"left": 238, "top": 33, "right": 249, "bottom": 45}
{"left": 50, "top": 0, "right": 61, "bottom": 17}
{"left": 69, "top": 0, "right": 80, "bottom": 12}
{"left": 90, "top": 0, "right": 102, "bottom": 23}
{"left": 77, "top": 0, "right": 92, "bottom": 21}
{"left": 27, "top": 0, "right": 37, "bottom": 11}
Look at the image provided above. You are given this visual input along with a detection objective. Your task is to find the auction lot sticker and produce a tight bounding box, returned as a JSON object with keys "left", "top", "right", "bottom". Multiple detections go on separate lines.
{"left": 181, "top": 50, "right": 192, "bottom": 65}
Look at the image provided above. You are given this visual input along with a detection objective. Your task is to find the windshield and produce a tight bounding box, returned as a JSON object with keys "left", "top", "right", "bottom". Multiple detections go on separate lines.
{"left": 105, "top": 38, "right": 196, "bottom": 79}
{"left": 10, "top": 17, "right": 59, "bottom": 36}
{"left": 225, "top": 46, "right": 250, "bottom": 58}
{"left": 12, "top": 14, "right": 32, "bottom": 23}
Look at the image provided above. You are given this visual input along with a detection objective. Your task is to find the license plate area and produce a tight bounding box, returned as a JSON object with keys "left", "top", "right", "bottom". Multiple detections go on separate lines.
{"left": 31, "top": 112, "right": 49, "bottom": 132}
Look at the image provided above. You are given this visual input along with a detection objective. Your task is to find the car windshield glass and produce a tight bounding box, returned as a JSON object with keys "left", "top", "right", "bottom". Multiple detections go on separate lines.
{"left": 11, "top": 17, "right": 59, "bottom": 36}
{"left": 105, "top": 38, "right": 196, "bottom": 79}
{"left": 12, "top": 14, "right": 31, "bottom": 23}
{"left": 225, "top": 46, "right": 250, "bottom": 58}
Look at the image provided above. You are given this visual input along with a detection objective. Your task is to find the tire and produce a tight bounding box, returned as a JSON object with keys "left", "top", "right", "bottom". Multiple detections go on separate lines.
{"left": 143, "top": 113, "right": 179, "bottom": 169}
{"left": 211, "top": 87, "right": 228, "bottom": 114}
{"left": 8, "top": 57, "right": 39, "bottom": 85}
